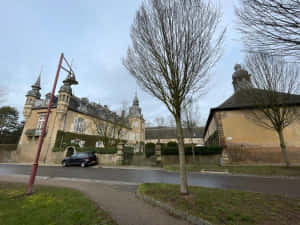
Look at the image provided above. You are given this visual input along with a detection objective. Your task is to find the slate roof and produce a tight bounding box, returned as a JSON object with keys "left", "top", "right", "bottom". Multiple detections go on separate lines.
{"left": 68, "top": 96, "right": 124, "bottom": 124}
{"left": 203, "top": 89, "right": 300, "bottom": 137}
{"left": 145, "top": 126, "right": 204, "bottom": 139}
{"left": 33, "top": 95, "right": 126, "bottom": 125}
{"left": 215, "top": 89, "right": 300, "bottom": 110}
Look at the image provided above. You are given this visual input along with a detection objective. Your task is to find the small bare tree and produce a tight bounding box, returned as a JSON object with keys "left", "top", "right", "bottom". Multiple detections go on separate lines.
{"left": 167, "top": 115, "right": 176, "bottom": 127}
{"left": 93, "top": 106, "right": 115, "bottom": 148}
{"left": 242, "top": 52, "right": 300, "bottom": 167}
{"left": 123, "top": 0, "right": 225, "bottom": 194}
{"left": 94, "top": 119, "right": 111, "bottom": 148}
{"left": 154, "top": 116, "right": 165, "bottom": 127}
{"left": 183, "top": 99, "right": 201, "bottom": 163}
{"left": 112, "top": 112, "right": 128, "bottom": 145}
{"left": 235, "top": 0, "right": 300, "bottom": 59}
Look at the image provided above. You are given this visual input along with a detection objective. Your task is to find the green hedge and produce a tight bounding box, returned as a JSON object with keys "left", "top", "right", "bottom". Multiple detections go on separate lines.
{"left": 77, "top": 147, "right": 117, "bottom": 154}
{"left": 54, "top": 130, "right": 126, "bottom": 148}
{"left": 0, "top": 144, "right": 17, "bottom": 151}
{"left": 161, "top": 146, "right": 223, "bottom": 155}
{"left": 52, "top": 146, "right": 117, "bottom": 154}
{"left": 123, "top": 146, "right": 134, "bottom": 165}
{"left": 145, "top": 143, "right": 155, "bottom": 158}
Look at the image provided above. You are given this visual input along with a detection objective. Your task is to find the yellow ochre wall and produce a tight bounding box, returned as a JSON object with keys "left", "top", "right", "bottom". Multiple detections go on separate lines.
{"left": 221, "top": 110, "right": 300, "bottom": 147}
{"left": 219, "top": 110, "right": 300, "bottom": 164}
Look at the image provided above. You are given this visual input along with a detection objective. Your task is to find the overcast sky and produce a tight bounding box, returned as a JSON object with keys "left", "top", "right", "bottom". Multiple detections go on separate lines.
{"left": 0, "top": 0, "right": 244, "bottom": 126}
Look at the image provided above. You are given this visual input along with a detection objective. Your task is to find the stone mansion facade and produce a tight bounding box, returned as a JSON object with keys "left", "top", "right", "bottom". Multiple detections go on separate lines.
{"left": 16, "top": 72, "right": 145, "bottom": 163}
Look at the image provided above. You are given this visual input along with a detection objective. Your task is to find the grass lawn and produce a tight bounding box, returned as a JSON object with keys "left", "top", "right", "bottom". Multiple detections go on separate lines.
{"left": 0, "top": 182, "right": 117, "bottom": 225}
{"left": 164, "top": 164, "right": 300, "bottom": 177}
{"left": 139, "top": 183, "right": 300, "bottom": 225}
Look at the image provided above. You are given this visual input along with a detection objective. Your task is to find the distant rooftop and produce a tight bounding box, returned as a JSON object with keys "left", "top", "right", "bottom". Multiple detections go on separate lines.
{"left": 145, "top": 126, "right": 204, "bottom": 139}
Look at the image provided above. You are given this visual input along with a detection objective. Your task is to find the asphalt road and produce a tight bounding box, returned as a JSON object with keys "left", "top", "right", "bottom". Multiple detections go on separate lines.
{"left": 1, "top": 164, "right": 300, "bottom": 197}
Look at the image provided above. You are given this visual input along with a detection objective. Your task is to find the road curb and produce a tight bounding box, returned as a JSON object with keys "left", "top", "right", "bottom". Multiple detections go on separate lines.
{"left": 0, "top": 174, "right": 140, "bottom": 186}
{"left": 164, "top": 169, "right": 300, "bottom": 180}
{"left": 136, "top": 190, "right": 212, "bottom": 225}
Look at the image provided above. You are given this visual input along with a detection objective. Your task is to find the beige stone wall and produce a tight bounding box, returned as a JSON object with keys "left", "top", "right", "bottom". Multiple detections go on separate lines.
{"left": 95, "top": 153, "right": 119, "bottom": 166}
{"left": 204, "top": 117, "right": 217, "bottom": 141}
{"left": 0, "top": 150, "right": 16, "bottom": 162}
{"left": 17, "top": 108, "right": 61, "bottom": 163}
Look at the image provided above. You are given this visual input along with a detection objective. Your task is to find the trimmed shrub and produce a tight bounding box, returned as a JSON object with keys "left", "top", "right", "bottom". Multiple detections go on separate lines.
{"left": 78, "top": 147, "right": 117, "bottom": 154}
{"left": 0, "top": 144, "right": 17, "bottom": 151}
{"left": 167, "top": 141, "right": 178, "bottom": 148}
{"left": 52, "top": 146, "right": 117, "bottom": 154}
{"left": 145, "top": 143, "right": 155, "bottom": 158}
{"left": 52, "top": 147, "right": 65, "bottom": 152}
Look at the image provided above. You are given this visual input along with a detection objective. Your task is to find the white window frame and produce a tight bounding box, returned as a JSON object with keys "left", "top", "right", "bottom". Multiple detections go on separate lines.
{"left": 73, "top": 117, "right": 87, "bottom": 133}
{"left": 36, "top": 114, "right": 46, "bottom": 130}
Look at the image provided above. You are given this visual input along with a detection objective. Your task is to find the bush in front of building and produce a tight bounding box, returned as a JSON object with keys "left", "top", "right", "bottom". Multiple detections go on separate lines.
{"left": 54, "top": 130, "right": 126, "bottom": 149}
{"left": 0, "top": 144, "right": 18, "bottom": 151}
{"left": 52, "top": 146, "right": 118, "bottom": 154}
{"left": 145, "top": 143, "right": 155, "bottom": 158}
{"left": 123, "top": 146, "right": 134, "bottom": 165}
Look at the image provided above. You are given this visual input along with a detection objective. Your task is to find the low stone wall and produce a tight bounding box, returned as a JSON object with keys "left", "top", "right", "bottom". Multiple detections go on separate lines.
{"left": 162, "top": 154, "right": 221, "bottom": 165}
{"left": 96, "top": 153, "right": 119, "bottom": 166}
{"left": 225, "top": 146, "right": 300, "bottom": 164}
{"left": 0, "top": 150, "right": 17, "bottom": 162}
{"left": 130, "top": 154, "right": 157, "bottom": 166}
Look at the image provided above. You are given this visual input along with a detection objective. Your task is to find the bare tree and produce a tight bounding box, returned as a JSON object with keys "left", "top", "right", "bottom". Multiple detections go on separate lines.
{"left": 123, "top": 0, "right": 225, "bottom": 194}
{"left": 94, "top": 119, "right": 111, "bottom": 148}
{"left": 235, "top": 0, "right": 300, "bottom": 59}
{"left": 118, "top": 100, "right": 129, "bottom": 117}
{"left": 183, "top": 99, "right": 201, "bottom": 163}
{"left": 154, "top": 116, "right": 165, "bottom": 127}
{"left": 242, "top": 52, "right": 300, "bottom": 167}
{"left": 112, "top": 112, "right": 128, "bottom": 145}
{"left": 167, "top": 115, "right": 176, "bottom": 127}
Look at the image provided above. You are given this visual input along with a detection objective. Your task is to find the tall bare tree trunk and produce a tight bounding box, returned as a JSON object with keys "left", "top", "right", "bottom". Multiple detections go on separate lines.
{"left": 191, "top": 141, "right": 195, "bottom": 164}
{"left": 175, "top": 116, "right": 188, "bottom": 194}
{"left": 277, "top": 130, "right": 291, "bottom": 167}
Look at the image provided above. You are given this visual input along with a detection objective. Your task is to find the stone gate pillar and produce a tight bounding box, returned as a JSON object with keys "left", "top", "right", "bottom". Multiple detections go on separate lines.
{"left": 116, "top": 143, "right": 124, "bottom": 166}
{"left": 155, "top": 143, "right": 162, "bottom": 166}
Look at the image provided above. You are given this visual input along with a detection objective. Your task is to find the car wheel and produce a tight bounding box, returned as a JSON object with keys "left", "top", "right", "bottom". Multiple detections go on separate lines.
{"left": 62, "top": 161, "right": 67, "bottom": 167}
{"left": 80, "top": 162, "right": 86, "bottom": 168}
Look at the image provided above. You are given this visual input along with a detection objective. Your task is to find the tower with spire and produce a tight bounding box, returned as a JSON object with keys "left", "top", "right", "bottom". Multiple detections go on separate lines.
{"left": 232, "top": 64, "right": 252, "bottom": 92}
{"left": 128, "top": 93, "right": 145, "bottom": 152}
{"left": 23, "top": 75, "right": 41, "bottom": 121}
{"left": 56, "top": 71, "right": 78, "bottom": 120}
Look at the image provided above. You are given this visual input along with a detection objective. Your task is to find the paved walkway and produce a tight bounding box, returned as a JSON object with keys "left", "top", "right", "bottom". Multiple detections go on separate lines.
{"left": 0, "top": 175, "right": 190, "bottom": 225}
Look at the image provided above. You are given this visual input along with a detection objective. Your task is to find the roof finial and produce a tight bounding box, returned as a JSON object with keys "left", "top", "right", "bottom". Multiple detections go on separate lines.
{"left": 32, "top": 67, "right": 42, "bottom": 89}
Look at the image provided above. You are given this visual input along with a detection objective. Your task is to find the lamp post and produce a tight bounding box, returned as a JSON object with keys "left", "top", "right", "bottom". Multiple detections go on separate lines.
{"left": 26, "top": 53, "right": 64, "bottom": 195}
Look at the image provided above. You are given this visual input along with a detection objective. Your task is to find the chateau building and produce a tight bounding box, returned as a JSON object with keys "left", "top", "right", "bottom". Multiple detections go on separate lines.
{"left": 17, "top": 72, "right": 145, "bottom": 163}
{"left": 204, "top": 65, "right": 300, "bottom": 164}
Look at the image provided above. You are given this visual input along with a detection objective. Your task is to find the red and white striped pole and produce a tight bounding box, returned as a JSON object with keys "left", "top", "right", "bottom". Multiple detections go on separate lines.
{"left": 26, "top": 53, "right": 64, "bottom": 195}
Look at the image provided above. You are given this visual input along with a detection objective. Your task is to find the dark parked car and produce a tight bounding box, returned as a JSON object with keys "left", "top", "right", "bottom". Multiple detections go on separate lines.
{"left": 62, "top": 152, "right": 98, "bottom": 168}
